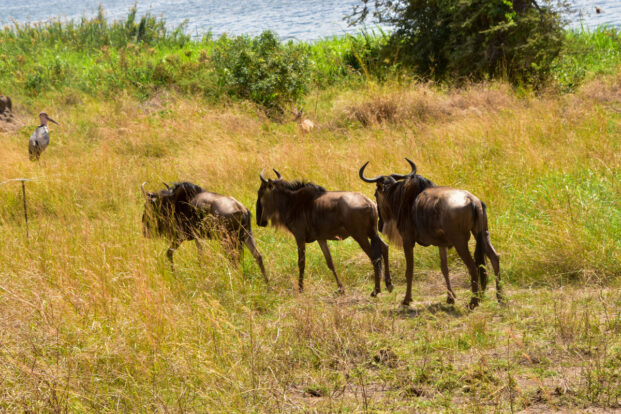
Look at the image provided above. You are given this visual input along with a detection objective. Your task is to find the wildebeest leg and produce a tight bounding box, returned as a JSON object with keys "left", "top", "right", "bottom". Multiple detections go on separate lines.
{"left": 379, "top": 238, "right": 393, "bottom": 292}
{"left": 296, "top": 239, "right": 306, "bottom": 292}
{"left": 453, "top": 240, "right": 480, "bottom": 309}
{"left": 402, "top": 241, "right": 415, "bottom": 306}
{"left": 167, "top": 240, "right": 180, "bottom": 273}
{"left": 439, "top": 247, "right": 457, "bottom": 304}
{"left": 355, "top": 236, "right": 382, "bottom": 297}
{"left": 483, "top": 233, "right": 502, "bottom": 303}
{"left": 243, "top": 235, "right": 269, "bottom": 284}
{"left": 317, "top": 240, "right": 344, "bottom": 294}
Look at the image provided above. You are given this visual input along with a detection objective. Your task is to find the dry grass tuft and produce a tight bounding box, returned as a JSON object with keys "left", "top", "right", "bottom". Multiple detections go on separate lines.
{"left": 579, "top": 72, "right": 621, "bottom": 109}
{"left": 341, "top": 82, "right": 518, "bottom": 127}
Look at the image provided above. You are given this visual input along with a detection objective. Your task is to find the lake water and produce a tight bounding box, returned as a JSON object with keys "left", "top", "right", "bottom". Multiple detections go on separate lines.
{"left": 1, "top": 0, "right": 620, "bottom": 42}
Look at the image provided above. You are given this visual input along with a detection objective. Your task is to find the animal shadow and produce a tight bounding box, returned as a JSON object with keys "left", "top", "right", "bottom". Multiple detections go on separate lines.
{"left": 390, "top": 301, "right": 464, "bottom": 319}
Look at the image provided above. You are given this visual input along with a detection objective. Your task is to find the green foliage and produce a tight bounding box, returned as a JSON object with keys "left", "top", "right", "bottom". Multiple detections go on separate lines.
{"left": 0, "top": 6, "right": 618, "bottom": 108}
{"left": 351, "top": 0, "right": 567, "bottom": 84}
{"left": 551, "top": 27, "right": 621, "bottom": 91}
{"left": 342, "top": 28, "right": 395, "bottom": 80}
{"left": 211, "top": 31, "right": 310, "bottom": 111}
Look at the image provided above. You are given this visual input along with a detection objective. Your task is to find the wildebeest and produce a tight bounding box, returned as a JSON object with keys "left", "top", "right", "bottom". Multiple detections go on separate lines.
{"left": 359, "top": 159, "right": 501, "bottom": 308}
{"left": 142, "top": 181, "right": 268, "bottom": 283}
{"left": 256, "top": 170, "right": 391, "bottom": 295}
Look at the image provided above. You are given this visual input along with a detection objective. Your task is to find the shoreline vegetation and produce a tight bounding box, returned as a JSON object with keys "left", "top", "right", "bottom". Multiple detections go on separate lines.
{"left": 0, "top": 7, "right": 620, "bottom": 412}
{"left": 0, "top": 6, "right": 620, "bottom": 106}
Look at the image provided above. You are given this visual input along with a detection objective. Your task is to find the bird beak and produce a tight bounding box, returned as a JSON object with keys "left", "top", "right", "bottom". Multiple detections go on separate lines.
{"left": 47, "top": 117, "right": 58, "bottom": 125}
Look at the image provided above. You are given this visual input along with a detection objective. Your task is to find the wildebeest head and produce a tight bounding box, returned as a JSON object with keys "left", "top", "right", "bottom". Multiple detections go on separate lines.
{"left": 359, "top": 158, "right": 434, "bottom": 241}
{"left": 359, "top": 158, "right": 417, "bottom": 225}
{"left": 141, "top": 182, "right": 173, "bottom": 238}
{"left": 256, "top": 169, "right": 283, "bottom": 227}
{"left": 141, "top": 181, "right": 203, "bottom": 238}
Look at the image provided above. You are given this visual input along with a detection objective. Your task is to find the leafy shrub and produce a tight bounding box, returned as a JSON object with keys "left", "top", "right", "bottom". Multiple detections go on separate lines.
{"left": 351, "top": 0, "right": 567, "bottom": 84}
{"left": 211, "top": 31, "right": 310, "bottom": 112}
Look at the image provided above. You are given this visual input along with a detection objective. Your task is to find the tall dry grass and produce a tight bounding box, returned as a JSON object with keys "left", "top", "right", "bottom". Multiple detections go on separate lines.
{"left": 0, "top": 80, "right": 619, "bottom": 411}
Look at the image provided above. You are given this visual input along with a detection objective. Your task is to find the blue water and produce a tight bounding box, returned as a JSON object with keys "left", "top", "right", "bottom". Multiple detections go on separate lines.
{"left": 0, "top": 0, "right": 619, "bottom": 41}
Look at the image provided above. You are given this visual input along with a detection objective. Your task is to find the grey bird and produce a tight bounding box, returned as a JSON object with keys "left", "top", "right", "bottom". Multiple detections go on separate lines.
{"left": 29, "top": 112, "right": 58, "bottom": 161}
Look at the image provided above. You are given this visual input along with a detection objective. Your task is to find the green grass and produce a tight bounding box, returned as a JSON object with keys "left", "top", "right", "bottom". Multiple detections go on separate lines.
{"left": 552, "top": 26, "right": 621, "bottom": 91}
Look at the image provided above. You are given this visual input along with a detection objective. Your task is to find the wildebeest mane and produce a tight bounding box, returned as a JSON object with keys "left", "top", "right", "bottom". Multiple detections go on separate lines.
{"left": 154, "top": 182, "right": 204, "bottom": 238}
{"left": 273, "top": 180, "right": 327, "bottom": 226}
{"left": 166, "top": 182, "right": 204, "bottom": 202}
{"left": 277, "top": 180, "right": 326, "bottom": 194}
{"left": 386, "top": 174, "right": 435, "bottom": 230}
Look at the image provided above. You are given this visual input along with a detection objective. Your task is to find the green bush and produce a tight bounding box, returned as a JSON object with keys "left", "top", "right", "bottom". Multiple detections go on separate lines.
{"left": 211, "top": 31, "right": 310, "bottom": 112}
{"left": 351, "top": 0, "right": 567, "bottom": 84}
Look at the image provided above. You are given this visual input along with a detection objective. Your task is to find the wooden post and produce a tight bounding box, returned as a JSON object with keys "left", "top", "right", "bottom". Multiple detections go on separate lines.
{"left": 21, "top": 180, "right": 29, "bottom": 238}
{"left": 1, "top": 178, "right": 34, "bottom": 238}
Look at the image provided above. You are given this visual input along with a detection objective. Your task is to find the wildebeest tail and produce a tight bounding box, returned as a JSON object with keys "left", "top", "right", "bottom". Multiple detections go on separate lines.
{"left": 477, "top": 202, "right": 499, "bottom": 257}
{"left": 473, "top": 201, "right": 500, "bottom": 291}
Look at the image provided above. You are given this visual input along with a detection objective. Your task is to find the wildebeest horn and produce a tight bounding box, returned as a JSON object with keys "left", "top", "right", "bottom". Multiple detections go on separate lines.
{"left": 273, "top": 169, "right": 282, "bottom": 179}
{"left": 260, "top": 169, "right": 268, "bottom": 183}
{"left": 162, "top": 182, "right": 171, "bottom": 190}
{"left": 359, "top": 161, "right": 382, "bottom": 183}
{"left": 141, "top": 182, "right": 149, "bottom": 197}
{"left": 405, "top": 158, "right": 417, "bottom": 174}
{"left": 390, "top": 158, "right": 418, "bottom": 180}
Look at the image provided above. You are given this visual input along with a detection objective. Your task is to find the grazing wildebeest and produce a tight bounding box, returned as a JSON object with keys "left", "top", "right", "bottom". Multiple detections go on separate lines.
{"left": 359, "top": 159, "right": 501, "bottom": 308}
{"left": 142, "top": 181, "right": 268, "bottom": 283}
{"left": 256, "top": 170, "right": 391, "bottom": 295}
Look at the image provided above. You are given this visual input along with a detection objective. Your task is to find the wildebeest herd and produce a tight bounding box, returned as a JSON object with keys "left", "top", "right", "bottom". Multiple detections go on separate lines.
{"left": 141, "top": 158, "right": 501, "bottom": 309}
{"left": 9, "top": 102, "right": 500, "bottom": 308}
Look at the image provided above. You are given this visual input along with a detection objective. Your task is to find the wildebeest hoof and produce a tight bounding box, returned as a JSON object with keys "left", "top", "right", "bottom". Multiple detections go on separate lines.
{"left": 497, "top": 292, "right": 505, "bottom": 305}
{"left": 446, "top": 295, "right": 455, "bottom": 305}
{"left": 386, "top": 283, "right": 394, "bottom": 293}
{"left": 468, "top": 297, "right": 480, "bottom": 309}
{"left": 401, "top": 298, "right": 412, "bottom": 307}
{"left": 370, "top": 290, "right": 378, "bottom": 297}
{"left": 336, "top": 287, "right": 345, "bottom": 295}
